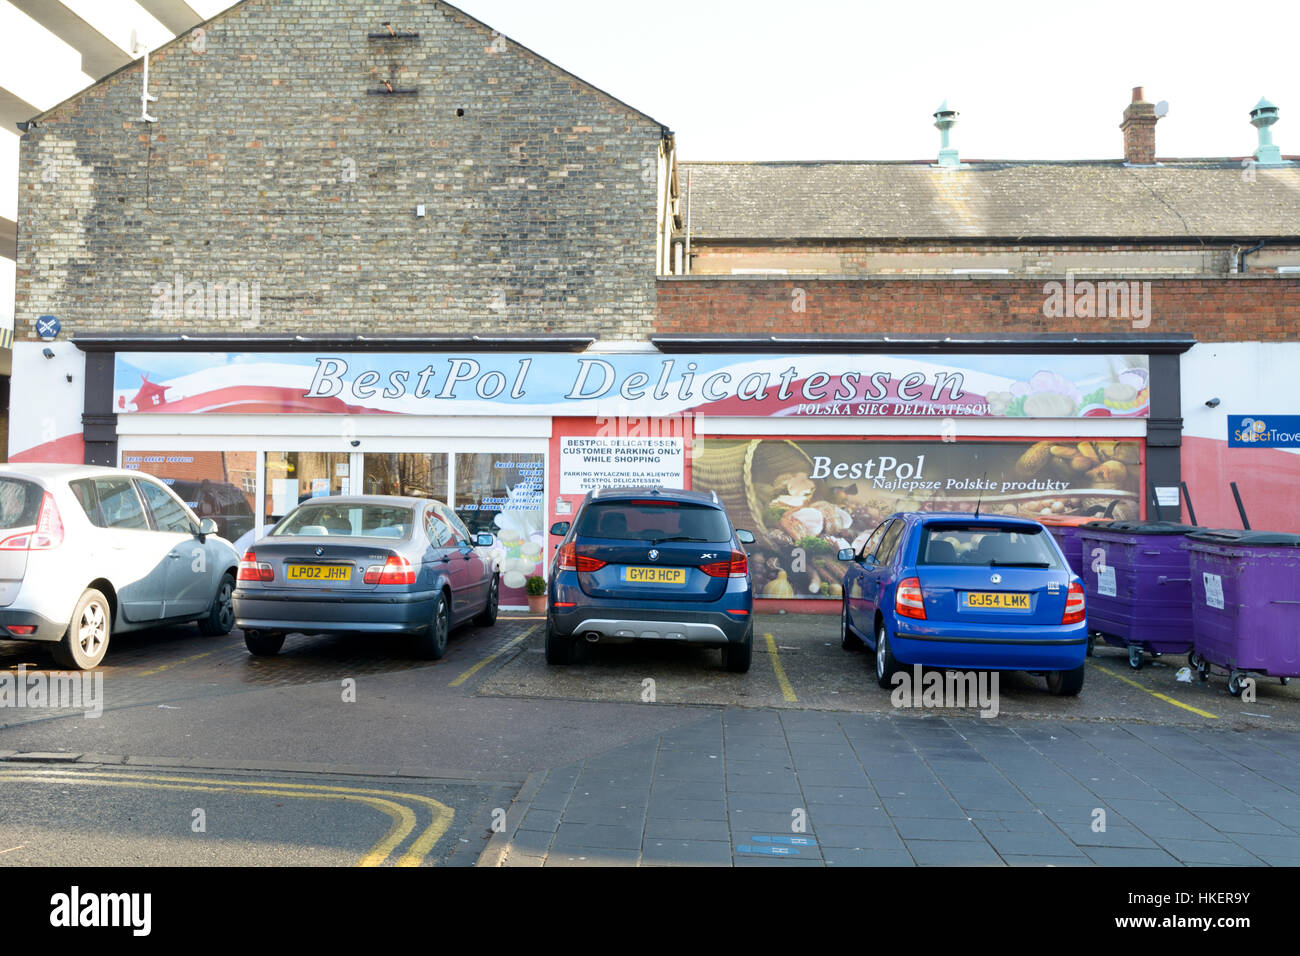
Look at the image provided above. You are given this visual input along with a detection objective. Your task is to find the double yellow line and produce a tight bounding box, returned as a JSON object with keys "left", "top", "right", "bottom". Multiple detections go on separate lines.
{"left": 0, "top": 767, "right": 455, "bottom": 867}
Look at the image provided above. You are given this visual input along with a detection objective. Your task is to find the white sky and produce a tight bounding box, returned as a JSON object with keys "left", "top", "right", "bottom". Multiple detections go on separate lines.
{"left": 455, "top": 0, "right": 1300, "bottom": 162}
{"left": 2, "top": 0, "right": 1298, "bottom": 324}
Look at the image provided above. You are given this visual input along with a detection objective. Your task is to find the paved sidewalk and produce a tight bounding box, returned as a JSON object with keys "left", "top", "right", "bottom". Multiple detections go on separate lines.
{"left": 493, "top": 710, "right": 1300, "bottom": 866}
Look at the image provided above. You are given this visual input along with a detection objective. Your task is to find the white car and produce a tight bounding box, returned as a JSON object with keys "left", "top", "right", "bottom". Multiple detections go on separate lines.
{"left": 0, "top": 464, "right": 241, "bottom": 669}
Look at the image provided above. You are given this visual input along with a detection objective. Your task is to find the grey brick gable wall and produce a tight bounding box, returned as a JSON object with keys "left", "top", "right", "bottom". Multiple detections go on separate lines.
{"left": 15, "top": 0, "right": 664, "bottom": 342}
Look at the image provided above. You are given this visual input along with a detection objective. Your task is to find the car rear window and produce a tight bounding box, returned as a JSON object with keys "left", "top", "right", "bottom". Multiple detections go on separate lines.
{"left": 273, "top": 503, "right": 414, "bottom": 539}
{"left": 0, "top": 479, "right": 43, "bottom": 530}
{"left": 576, "top": 500, "right": 732, "bottom": 543}
{"left": 919, "top": 524, "right": 1064, "bottom": 569}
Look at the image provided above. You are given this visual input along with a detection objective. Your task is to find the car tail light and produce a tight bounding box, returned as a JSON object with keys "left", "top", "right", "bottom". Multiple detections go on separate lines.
{"left": 895, "top": 577, "right": 926, "bottom": 620}
{"left": 557, "top": 542, "right": 606, "bottom": 573}
{"left": 1062, "top": 581, "right": 1086, "bottom": 625}
{"left": 364, "top": 554, "right": 416, "bottom": 585}
{"left": 237, "top": 550, "right": 274, "bottom": 582}
{"left": 0, "top": 492, "right": 64, "bottom": 551}
{"left": 701, "top": 551, "right": 748, "bottom": 578}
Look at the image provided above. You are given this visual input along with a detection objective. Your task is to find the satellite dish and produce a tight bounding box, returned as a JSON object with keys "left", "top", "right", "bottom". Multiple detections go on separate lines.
{"left": 1154, "top": 100, "right": 1169, "bottom": 118}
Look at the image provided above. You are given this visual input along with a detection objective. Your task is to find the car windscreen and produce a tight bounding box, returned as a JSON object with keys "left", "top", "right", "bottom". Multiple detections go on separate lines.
{"left": 576, "top": 500, "right": 732, "bottom": 543}
{"left": 272, "top": 503, "right": 415, "bottom": 539}
{"left": 918, "top": 524, "right": 1064, "bottom": 569}
{"left": 0, "top": 479, "right": 43, "bottom": 530}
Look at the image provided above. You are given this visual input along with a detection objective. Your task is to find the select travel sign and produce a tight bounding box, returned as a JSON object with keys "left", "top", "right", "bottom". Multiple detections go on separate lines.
{"left": 113, "top": 352, "right": 1150, "bottom": 419}
{"left": 1228, "top": 415, "right": 1300, "bottom": 448}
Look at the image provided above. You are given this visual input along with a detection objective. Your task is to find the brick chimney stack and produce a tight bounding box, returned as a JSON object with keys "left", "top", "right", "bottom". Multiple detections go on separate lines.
{"left": 1121, "top": 86, "right": 1160, "bottom": 165}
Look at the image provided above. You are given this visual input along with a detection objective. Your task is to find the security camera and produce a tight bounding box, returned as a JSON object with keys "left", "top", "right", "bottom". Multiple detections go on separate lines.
{"left": 1205, "top": 397, "right": 1221, "bottom": 408}
{"left": 42, "top": 348, "right": 54, "bottom": 359}
{"left": 350, "top": 439, "right": 361, "bottom": 447}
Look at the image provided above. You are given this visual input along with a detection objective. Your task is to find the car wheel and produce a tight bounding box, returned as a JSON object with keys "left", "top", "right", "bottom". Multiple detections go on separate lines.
{"left": 723, "top": 623, "right": 753, "bottom": 673}
{"left": 545, "top": 620, "right": 573, "bottom": 665}
{"left": 875, "top": 620, "right": 902, "bottom": 689}
{"left": 474, "top": 573, "right": 499, "bottom": 627}
{"left": 1047, "top": 663, "right": 1086, "bottom": 696}
{"left": 54, "top": 588, "right": 111, "bottom": 670}
{"left": 198, "top": 572, "right": 236, "bottom": 636}
{"left": 415, "top": 593, "right": 451, "bottom": 660}
{"left": 244, "top": 630, "right": 285, "bottom": 656}
{"left": 840, "top": 597, "right": 863, "bottom": 651}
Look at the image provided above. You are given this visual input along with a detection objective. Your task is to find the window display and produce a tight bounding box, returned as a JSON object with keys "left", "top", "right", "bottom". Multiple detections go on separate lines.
{"left": 122, "top": 451, "right": 257, "bottom": 541}
{"left": 455, "top": 452, "right": 545, "bottom": 605}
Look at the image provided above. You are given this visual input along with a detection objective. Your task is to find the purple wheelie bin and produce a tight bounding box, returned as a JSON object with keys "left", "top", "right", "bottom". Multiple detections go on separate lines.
{"left": 1186, "top": 529, "right": 1300, "bottom": 697}
{"left": 1079, "top": 520, "right": 1199, "bottom": 669}
{"left": 1040, "top": 515, "right": 1115, "bottom": 577}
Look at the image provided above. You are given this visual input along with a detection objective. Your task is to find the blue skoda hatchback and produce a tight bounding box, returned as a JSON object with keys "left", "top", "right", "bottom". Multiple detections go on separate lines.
{"left": 838, "top": 512, "right": 1088, "bottom": 695}
{"left": 546, "top": 488, "right": 756, "bottom": 672}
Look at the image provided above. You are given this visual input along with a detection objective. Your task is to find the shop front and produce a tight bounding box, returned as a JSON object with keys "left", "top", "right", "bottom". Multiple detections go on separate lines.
{"left": 47, "top": 341, "right": 1172, "bottom": 614}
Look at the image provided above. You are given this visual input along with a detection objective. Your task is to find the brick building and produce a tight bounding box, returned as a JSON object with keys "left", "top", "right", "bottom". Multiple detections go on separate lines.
{"left": 9, "top": 4, "right": 1298, "bottom": 611}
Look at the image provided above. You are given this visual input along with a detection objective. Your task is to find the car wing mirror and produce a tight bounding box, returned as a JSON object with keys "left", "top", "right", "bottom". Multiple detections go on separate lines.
{"left": 837, "top": 547, "right": 855, "bottom": 562}
{"left": 475, "top": 532, "right": 495, "bottom": 547}
{"left": 197, "top": 517, "right": 218, "bottom": 537}
{"left": 736, "top": 529, "right": 755, "bottom": 545}
{"left": 550, "top": 521, "right": 570, "bottom": 536}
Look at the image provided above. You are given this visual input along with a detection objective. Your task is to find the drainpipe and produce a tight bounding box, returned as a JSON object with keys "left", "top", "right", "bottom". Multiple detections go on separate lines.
{"left": 1239, "top": 240, "right": 1266, "bottom": 273}
{"left": 685, "top": 168, "right": 692, "bottom": 275}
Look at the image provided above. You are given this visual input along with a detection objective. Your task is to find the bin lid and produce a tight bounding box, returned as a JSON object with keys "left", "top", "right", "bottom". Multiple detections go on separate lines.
{"left": 1186, "top": 528, "right": 1300, "bottom": 547}
{"left": 1038, "top": 515, "right": 1115, "bottom": 528}
{"left": 1082, "top": 520, "right": 1198, "bottom": 535}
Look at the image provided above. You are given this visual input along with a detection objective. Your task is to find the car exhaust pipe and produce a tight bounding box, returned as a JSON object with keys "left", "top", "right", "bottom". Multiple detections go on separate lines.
{"left": 584, "top": 632, "right": 601, "bottom": 643}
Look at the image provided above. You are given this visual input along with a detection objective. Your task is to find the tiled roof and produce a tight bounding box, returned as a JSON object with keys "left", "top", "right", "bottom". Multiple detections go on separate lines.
{"left": 679, "top": 160, "right": 1300, "bottom": 240}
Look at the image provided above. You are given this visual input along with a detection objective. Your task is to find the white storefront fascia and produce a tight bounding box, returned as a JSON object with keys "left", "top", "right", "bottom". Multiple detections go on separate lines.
{"left": 693, "top": 416, "right": 1147, "bottom": 438}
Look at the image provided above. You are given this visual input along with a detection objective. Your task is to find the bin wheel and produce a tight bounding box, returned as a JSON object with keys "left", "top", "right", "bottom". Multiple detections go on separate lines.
{"left": 1197, "top": 662, "right": 1211, "bottom": 683}
{"left": 1128, "top": 644, "right": 1144, "bottom": 670}
{"left": 1086, "top": 633, "right": 1095, "bottom": 657}
{"left": 1281, "top": 677, "right": 1291, "bottom": 687}
{"left": 1227, "top": 671, "right": 1246, "bottom": 697}
{"left": 1187, "top": 651, "right": 1199, "bottom": 669}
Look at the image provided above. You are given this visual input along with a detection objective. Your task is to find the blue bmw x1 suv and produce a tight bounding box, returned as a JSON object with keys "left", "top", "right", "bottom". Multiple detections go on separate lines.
{"left": 838, "top": 512, "right": 1089, "bottom": 695}
{"left": 545, "top": 488, "right": 756, "bottom": 672}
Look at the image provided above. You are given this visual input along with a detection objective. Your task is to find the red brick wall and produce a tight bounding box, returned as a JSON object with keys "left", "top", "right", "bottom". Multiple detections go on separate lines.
{"left": 655, "top": 277, "right": 1300, "bottom": 341}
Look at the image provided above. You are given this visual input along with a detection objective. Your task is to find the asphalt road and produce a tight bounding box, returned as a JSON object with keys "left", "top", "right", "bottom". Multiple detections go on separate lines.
{"left": 1, "top": 611, "right": 1297, "bottom": 866}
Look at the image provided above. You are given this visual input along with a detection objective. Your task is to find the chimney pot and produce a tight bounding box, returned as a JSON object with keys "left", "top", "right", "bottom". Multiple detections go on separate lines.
{"left": 1121, "top": 86, "right": 1160, "bottom": 165}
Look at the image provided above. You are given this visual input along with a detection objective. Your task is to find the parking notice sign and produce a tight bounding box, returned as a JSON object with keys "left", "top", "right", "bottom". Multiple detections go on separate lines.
{"left": 560, "top": 437, "right": 685, "bottom": 494}
{"left": 1203, "top": 572, "right": 1225, "bottom": 610}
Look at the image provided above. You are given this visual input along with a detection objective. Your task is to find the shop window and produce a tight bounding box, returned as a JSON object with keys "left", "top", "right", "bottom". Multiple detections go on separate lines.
{"left": 264, "top": 452, "right": 351, "bottom": 523}
{"left": 362, "top": 453, "right": 448, "bottom": 499}
{"left": 122, "top": 451, "right": 257, "bottom": 543}
{"left": 454, "top": 452, "right": 545, "bottom": 599}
